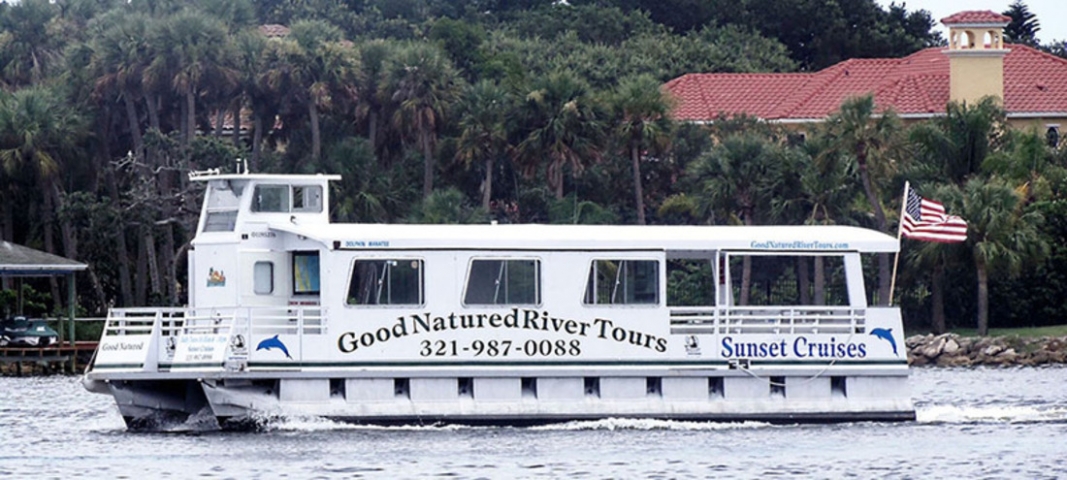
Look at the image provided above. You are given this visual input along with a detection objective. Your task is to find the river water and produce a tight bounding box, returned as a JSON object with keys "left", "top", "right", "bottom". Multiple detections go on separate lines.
{"left": 1, "top": 367, "right": 1065, "bottom": 479}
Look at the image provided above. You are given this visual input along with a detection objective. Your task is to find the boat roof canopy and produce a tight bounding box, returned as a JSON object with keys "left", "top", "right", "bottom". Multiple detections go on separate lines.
{"left": 283, "top": 223, "right": 900, "bottom": 253}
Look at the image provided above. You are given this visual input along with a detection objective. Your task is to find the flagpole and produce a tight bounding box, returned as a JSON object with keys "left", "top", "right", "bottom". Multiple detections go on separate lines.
{"left": 888, "top": 181, "right": 909, "bottom": 305}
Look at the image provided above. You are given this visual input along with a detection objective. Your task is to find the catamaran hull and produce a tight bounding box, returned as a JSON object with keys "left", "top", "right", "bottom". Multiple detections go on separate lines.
{"left": 89, "top": 369, "right": 915, "bottom": 428}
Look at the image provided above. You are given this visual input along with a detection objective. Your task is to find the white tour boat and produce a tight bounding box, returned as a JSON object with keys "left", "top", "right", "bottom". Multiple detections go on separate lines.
{"left": 83, "top": 170, "right": 914, "bottom": 428}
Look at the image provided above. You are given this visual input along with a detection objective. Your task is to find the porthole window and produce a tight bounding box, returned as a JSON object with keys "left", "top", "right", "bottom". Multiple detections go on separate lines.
{"left": 1047, "top": 126, "right": 1060, "bottom": 148}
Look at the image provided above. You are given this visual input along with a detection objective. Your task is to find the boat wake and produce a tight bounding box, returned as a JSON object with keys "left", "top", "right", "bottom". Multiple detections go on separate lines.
{"left": 916, "top": 403, "right": 1067, "bottom": 424}
{"left": 249, "top": 415, "right": 772, "bottom": 432}
{"left": 529, "top": 418, "right": 771, "bottom": 431}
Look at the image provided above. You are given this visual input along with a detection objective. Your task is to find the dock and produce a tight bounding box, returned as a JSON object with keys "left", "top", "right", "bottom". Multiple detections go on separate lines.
{"left": 0, "top": 341, "right": 98, "bottom": 376}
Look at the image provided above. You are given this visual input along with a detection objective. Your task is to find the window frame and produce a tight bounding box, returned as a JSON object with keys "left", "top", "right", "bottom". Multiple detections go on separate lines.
{"left": 345, "top": 257, "right": 426, "bottom": 308}
{"left": 462, "top": 257, "right": 542, "bottom": 307}
{"left": 253, "top": 261, "right": 274, "bottom": 295}
{"left": 291, "top": 251, "right": 321, "bottom": 295}
{"left": 583, "top": 258, "right": 661, "bottom": 307}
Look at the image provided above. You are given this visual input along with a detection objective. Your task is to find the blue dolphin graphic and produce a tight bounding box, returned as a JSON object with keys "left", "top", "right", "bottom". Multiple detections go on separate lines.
{"left": 256, "top": 335, "right": 292, "bottom": 359}
{"left": 869, "top": 328, "right": 898, "bottom": 356}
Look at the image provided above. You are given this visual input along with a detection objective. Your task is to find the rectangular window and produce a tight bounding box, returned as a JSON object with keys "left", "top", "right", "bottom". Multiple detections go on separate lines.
{"left": 464, "top": 259, "right": 540, "bottom": 305}
{"left": 292, "top": 185, "right": 323, "bottom": 213}
{"left": 253, "top": 261, "right": 274, "bottom": 294}
{"left": 346, "top": 259, "right": 424, "bottom": 306}
{"left": 292, "top": 251, "right": 321, "bottom": 295}
{"left": 584, "top": 260, "right": 659, "bottom": 305}
{"left": 251, "top": 184, "right": 322, "bottom": 213}
{"left": 252, "top": 185, "right": 291, "bottom": 212}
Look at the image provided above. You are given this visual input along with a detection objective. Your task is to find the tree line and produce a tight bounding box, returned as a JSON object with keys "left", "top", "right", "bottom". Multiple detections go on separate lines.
{"left": 0, "top": 0, "right": 1064, "bottom": 336}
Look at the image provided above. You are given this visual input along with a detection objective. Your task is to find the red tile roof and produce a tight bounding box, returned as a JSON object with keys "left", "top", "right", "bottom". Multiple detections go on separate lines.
{"left": 664, "top": 44, "right": 1067, "bottom": 122}
{"left": 940, "top": 11, "right": 1011, "bottom": 25}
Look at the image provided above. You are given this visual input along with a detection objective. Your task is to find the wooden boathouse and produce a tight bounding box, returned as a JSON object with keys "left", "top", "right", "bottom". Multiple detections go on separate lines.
{"left": 1, "top": 241, "right": 92, "bottom": 375}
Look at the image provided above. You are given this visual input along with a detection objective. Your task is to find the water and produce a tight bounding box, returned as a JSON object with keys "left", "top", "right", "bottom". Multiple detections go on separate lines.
{"left": 2, "top": 367, "right": 1065, "bottom": 479}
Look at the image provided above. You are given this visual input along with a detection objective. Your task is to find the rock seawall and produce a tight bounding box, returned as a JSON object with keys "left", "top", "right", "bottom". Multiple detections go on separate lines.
{"left": 906, "top": 333, "right": 1067, "bottom": 367}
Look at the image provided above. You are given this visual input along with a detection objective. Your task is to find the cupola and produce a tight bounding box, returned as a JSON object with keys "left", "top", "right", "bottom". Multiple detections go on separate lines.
{"left": 941, "top": 11, "right": 1012, "bottom": 105}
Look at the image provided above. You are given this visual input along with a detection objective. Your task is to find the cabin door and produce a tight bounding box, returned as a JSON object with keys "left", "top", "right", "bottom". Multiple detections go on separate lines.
{"left": 239, "top": 251, "right": 290, "bottom": 307}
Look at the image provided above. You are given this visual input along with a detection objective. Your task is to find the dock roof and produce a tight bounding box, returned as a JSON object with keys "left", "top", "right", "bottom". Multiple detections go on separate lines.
{"left": 0, "top": 241, "right": 87, "bottom": 276}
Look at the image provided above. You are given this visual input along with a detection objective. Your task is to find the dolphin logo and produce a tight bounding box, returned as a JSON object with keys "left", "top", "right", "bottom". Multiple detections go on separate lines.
{"left": 256, "top": 335, "right": 292, "bottom": 359}
{"left": 869, "top": 328, "right": 898, "bottom": 356}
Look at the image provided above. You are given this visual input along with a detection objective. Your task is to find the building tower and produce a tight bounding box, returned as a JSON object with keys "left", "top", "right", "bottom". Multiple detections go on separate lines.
{"left": 941, "top": 11, "right": 1012, "bottom": 105}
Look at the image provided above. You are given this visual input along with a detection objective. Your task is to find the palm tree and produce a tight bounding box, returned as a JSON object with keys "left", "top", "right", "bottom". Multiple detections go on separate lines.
{"left": 455, "top": 80, "right": 512, "bottom": 210}
{"left": 908, "top": 97, "right": 1005, "bottom": 185}
{"left": 144, "top": 10, "right": 235, "bottom": 146}
{"left": 949, "top": 179, "right": 1048, "bottom": 335}
{"left": 0, "top": 86, "right": 85, "bottom": 306}
{"left": 514, "top": 71, "right": 606, "bottom": 200}
{"left": 689, "top": 133, "right": 788, "bottom": 305}
{"left": 354, "top": 40, "right": 393, "bottom": 160}
{"left": 406, "top": 187, "right": 489, "bottom": 224}
{"left": 610, "top": 74, "right": 674, "bottom": 225}
{"left": 820, "top": 95, "right": 902, "bottom": 304}
{"left": 385, "top": 42, "right": 463, "bottom": 198}
{"left": 232, "top": 28, "right": 274, "bottom": 168}
{"left": 0, "top": 0, "right": 65, "bottom": 87}
{"left": 982, "top": 128, "right": 1066, "bottom": 205}
{"left": 89, "top": 10, "right": 152, "bottom": 161}
{"left": 262, "top": 21, "right": 359, "bottom": 164}
{"left": 794, "top": 141, "right": 861, "bottom": 304}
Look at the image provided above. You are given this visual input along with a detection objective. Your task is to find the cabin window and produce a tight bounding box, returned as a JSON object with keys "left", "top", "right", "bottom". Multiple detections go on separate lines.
{"left": 464, "top": 259, "right": 541, "bottom": 305}
{"left": 584, "top": 260, "right": 659, "bottom": 305}
{"left": 347, "top": 259, "right": 424, "bottom": 306}
{"left": 292, "top": 251, "right": 321, "bottom": 295}
{"left": 253, "top": 261, "right": 274, "bottom": 294}
{"left": 252, "top": 184, "right": 323, "bottom": 213}
{"left": 252, "top": 185, "right": 290, "bottom": 212}
{"left": 292, "top": 185, "right": 323, "bottom": 213}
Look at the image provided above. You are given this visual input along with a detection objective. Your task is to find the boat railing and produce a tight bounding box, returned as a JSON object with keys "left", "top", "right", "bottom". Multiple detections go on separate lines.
{"left": 102, "top": 307, "right": 186, "bottom": 338}
{"left": 669, "top": 306, "right": 865, "bottom": 335}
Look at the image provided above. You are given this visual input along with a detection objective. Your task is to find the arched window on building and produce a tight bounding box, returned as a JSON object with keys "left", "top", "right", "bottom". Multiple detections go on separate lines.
{"left": 1047, "top": 125, "right": 1060, "bottom": 148}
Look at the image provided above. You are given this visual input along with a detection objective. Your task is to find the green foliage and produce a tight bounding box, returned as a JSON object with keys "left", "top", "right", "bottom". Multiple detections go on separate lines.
{"left": 406, "top": 187, "right": 488, "bottom": 224}
{"left": 548, "top": 195, "right": 618, "bottom": 225}
{"left": 1003, "top": 0, "right": 1040, "bottom": 47}
{"left": 2, "top": 0, "right": 1067, "bottom": 325}
{"left": 503, "top": 3, "right": 665, "bottom": 46}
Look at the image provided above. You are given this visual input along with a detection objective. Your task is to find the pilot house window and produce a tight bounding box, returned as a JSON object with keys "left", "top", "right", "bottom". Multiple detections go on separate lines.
{"left": 584, "top": 260, "right": 659, "bottom": 305}
{"left": 347, "top": 259, "right": 424, "bottom": 306}
{"left": 464, "top": 259, "right": 541, "bottom": 305}
{"left": 252, "top": 184, "right": 322, "bottom": 213}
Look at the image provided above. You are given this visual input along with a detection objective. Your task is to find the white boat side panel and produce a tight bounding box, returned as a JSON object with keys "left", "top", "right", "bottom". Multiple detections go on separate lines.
{"left": 194, "top": 243, "right": 239, "bottom": 307}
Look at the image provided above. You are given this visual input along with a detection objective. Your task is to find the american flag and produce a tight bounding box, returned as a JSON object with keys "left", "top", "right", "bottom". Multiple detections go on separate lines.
{"left": 901, "top": 186, "right": 968, "bottom": 243}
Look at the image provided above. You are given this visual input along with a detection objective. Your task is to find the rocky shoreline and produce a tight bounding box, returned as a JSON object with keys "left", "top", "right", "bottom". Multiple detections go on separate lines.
{"left": 906, "top": 333, "right": 1067, "bottom": 367}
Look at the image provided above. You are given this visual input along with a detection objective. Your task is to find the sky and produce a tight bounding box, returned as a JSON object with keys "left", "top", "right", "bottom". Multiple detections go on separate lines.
{"left": 876, "top": 0, "right": 1067, "bottom": 44}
